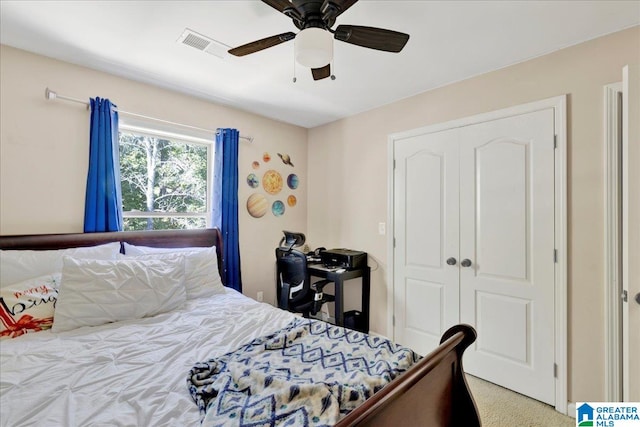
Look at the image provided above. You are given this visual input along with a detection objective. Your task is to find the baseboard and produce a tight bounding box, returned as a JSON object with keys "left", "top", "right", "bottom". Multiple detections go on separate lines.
{"left": 567, "top": 402, "right": 576, "bottom": 418}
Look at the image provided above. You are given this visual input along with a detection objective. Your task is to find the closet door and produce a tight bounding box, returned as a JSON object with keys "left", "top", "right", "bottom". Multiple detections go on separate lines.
{"left": 393, "top": 128, "right": 460, "bottom": 356}
{"left": 458, "top": 109, "right": 556, "bottom": 405}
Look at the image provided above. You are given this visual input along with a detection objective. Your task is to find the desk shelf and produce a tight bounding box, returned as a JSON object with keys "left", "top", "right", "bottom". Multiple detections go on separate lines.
{"left": 307, "top": 264, "right": 371, "bottom": 333}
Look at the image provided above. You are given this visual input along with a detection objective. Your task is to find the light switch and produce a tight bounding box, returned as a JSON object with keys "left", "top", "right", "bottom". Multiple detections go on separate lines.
{"left": 378, "top": 222, "right": 386, "bottom": 235}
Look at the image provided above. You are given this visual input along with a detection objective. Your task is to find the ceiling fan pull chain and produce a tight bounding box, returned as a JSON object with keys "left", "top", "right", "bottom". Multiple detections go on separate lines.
{"left": 292, "top": 50, "right": 297, "bottom": 83}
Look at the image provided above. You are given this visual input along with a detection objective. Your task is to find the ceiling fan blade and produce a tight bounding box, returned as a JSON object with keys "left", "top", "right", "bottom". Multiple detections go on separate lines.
{"left": 261, "top": 0, "right": 294, "bottom": 14}
{"left": 321, "top": 0, "right": 359, "bottom": 21}
{"left": 228, "top": 32, "right": 296, "bottom": 57}
{"left": 261, "top": 0, "right": 303, "bottom": 22}
{"left": 311, "top": 64, "right": 331, "bottom": 80}
{"left": 334, "top": 25, "right": 409, "bottom": 53}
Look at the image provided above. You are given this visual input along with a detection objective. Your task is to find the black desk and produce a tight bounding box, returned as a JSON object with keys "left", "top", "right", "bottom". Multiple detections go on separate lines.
{"left": 307, "top": 263, "right": 371, "bottom": 333}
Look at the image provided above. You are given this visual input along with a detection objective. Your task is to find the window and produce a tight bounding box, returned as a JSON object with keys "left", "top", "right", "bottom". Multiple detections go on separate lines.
{"left": 118, "top": 125, "right": 212, "bottom": 231}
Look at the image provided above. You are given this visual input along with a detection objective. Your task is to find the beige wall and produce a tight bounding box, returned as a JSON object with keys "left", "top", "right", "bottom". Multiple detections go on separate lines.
{"left": 0, "top": 45, "right": 308, "bottom": 305}
{"left": 307, "top": 26, "right": 640, "bottom": 403}
{"left": 2, "top": 25, "right": 639, "bottom": 404}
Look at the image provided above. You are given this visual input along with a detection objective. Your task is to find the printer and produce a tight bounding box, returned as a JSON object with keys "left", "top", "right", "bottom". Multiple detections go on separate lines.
{"left": 320, "top": 248, "right": 367, "bottom": 270}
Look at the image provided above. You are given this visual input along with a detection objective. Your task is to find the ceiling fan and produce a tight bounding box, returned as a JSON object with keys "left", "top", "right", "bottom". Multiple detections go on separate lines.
{"left": 228, "top": 0, "right": 410, "bottom": 81}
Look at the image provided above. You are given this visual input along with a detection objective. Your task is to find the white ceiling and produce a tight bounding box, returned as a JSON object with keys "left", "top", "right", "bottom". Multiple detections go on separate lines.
{"left": 1, "top": 1, "right": 638, "bottom": 128}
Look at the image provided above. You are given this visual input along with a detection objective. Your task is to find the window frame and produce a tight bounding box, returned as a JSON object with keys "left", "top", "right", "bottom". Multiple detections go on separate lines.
{"left": 118, "top": 123, "right": 214, "bottom": 230}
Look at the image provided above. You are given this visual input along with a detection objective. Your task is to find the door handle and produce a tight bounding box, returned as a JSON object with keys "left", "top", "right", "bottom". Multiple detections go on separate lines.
{"left": 461, "top": 259, "right": 472, "bottom": 267}
{"left": 446, "top": 257, "right": 457, "bottom": 266}
{"left": 635, "top": 293, "right": 640, "bottom": 305}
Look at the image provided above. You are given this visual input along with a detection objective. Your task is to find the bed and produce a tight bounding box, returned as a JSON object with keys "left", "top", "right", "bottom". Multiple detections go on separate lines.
{"left": 0, "top": 228, "right": 480, "bottom": 427}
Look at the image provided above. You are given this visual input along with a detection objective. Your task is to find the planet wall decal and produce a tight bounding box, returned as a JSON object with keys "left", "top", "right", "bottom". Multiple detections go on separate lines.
{"left": 272, "top": 200, "right": 285, "bottom": 217}
{"left": 252, "top": 161, "right": 260, "bottom": 169}
{"left": 263, "top": 152, "right": 271, "bottom": 162}
{"left": 287, "top": 174, "right": 299, "bottom": 189}
{"left": 287, "top": 195, "right": 297, "bottom": 207}
{"left": 277, "top": 153, "right": 294, "bottom": 167}
{"left": 246, "top": 193, "right": 268, "bottom": 218}
{"left": 246, "top": 173, "right": 259, "bottom": 188}
{"left": 262, "top": 169, "right": 283, "bottom": 195}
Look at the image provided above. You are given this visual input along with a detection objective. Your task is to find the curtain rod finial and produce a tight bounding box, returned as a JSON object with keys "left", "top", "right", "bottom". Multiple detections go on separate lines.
{"left": 45, "top": 88, "right": 57, "bottom": 100}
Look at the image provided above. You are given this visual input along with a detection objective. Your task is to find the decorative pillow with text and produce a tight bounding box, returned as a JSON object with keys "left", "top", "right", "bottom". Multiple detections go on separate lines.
{"left": 0, "top": 273, "right": 61, "bottom": 339}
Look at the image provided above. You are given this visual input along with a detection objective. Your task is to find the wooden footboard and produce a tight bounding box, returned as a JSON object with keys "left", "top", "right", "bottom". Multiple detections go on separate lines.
{"left": 336, "top": 324, "right": 480, "bottom": 427}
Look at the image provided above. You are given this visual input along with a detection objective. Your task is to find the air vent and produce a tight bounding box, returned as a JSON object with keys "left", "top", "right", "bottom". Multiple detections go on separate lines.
{"left": 182, "top": 32, "right": 210, "bottom": 51}
{"left": 177, "top": 28, "right": 230, "bottom": 58}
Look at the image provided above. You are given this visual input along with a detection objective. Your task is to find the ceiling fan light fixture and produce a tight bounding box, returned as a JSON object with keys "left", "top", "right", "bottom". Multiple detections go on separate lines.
{"left": 294, "top": 28, "right": 333, "bottom": 68}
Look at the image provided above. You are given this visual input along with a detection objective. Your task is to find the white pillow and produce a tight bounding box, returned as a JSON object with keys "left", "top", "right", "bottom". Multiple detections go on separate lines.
{"left": 118, "top": 248, "right": 224, "bottom": 299}
{"left": 0, "top": 242, "right": 122, "bottom": 288}
{"left": 123, "top": 242, "right": 224, "bottom": 293}
{"left": 0, "top": 273, "right": 61, "bottom": 339}
{"left": 123, "top": 243, "right": 214, "bottom": 256}
{"left": 52, "top": 256, "right": 187, "bottom": 333}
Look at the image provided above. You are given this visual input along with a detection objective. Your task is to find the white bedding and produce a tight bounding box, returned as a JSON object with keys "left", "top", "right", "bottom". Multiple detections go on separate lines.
{"left": 0, "top": 289, "right": 297, "bottom": 427}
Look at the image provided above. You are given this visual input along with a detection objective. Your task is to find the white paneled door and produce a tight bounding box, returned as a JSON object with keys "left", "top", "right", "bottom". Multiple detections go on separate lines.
{"left": 458, "top": 110, "right": 556, "bottom": 405}
{"left": 393, "top": 108, "right": 556, "bottom": 405}
{"left": 393, "top": 128, "right": 460, "bottom": 356}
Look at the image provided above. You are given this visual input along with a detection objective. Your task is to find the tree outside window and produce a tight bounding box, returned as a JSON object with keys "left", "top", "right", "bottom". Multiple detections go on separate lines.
{"left": 119, "top": 128, "right": 210, "bottom": 230}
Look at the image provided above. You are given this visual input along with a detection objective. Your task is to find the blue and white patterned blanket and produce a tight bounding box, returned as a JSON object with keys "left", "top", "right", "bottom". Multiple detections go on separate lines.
{"left": 187, "top": 318, "right": 420, "bottom": 427}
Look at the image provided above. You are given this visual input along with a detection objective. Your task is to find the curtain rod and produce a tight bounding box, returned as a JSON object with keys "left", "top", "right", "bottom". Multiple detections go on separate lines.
{"left": 44, "top": 88, "right": 254, "bottom": 143}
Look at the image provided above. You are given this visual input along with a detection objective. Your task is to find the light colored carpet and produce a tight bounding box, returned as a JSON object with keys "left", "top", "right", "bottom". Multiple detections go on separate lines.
{"left": 466, "top": 375, "right": 574, "bottom": 427}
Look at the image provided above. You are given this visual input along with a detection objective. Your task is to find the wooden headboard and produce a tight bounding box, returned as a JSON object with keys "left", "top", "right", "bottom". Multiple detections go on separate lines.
{"left": 0, "top": 228, "right": 224, "bottom": 284}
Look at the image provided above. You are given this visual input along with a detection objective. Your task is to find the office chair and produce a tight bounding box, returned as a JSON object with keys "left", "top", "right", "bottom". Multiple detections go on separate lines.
{"left": 275, "top": 231, "right": 334, "bottom": 318}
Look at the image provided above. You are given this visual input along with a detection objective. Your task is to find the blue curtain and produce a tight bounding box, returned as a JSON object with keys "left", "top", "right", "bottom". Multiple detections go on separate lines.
{"left": 212, "top": 128, "right": 242, "bottom": 291}
{"left": 84, "top": 97, "right": 123, "bottom": 232}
